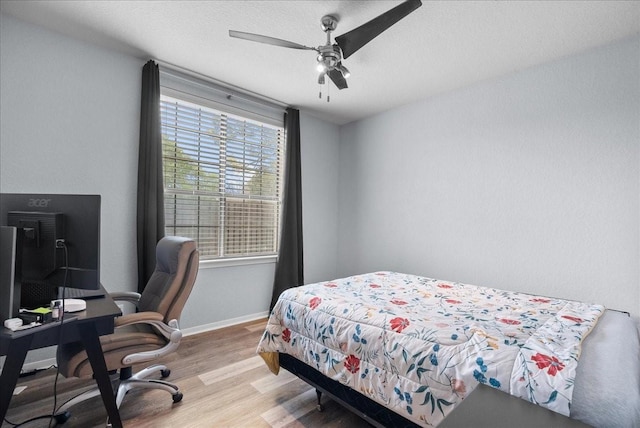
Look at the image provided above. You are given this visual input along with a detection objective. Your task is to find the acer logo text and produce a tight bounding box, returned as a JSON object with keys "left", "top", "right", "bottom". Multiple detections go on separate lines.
{"left": 27, "top": 198, "right": 52, "bottom": 208}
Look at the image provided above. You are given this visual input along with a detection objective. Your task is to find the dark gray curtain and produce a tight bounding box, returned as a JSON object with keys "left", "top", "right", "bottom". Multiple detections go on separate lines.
{"left": 270, "top": 108, "right": 304, "bottom": 309}
{"left": 136, "top": 60, "right": 165, "bottom": 293}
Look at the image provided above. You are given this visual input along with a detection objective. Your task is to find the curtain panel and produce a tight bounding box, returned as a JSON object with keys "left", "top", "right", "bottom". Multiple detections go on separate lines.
{"left": 136, "top": 60, "right": 165, "bottom": 293}
{"left": 270, "top": 108, "right": 304, "bottom": 309}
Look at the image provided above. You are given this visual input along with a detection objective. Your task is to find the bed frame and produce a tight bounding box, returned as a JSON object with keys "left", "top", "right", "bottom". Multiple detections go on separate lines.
{"left": 279, "top": 352, "right": 590, "bottom": 427}
{"left": 279, "top": 353, "right": 419, "bottom": 427}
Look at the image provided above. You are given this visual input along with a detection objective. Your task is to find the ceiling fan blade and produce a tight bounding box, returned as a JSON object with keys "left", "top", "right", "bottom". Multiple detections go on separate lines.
{"left": 328, "top": 69, "right": 348, "bottom": 90}
{"left": 334, "top": 0, "right": 422, "bottom": 59}
{"left": 229, "top": 30, "right": 317, "bottom": 51}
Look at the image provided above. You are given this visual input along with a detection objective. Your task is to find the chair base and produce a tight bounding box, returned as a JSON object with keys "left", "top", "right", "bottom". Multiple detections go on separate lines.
{"left": 56, "top": 364, "right": 182, "bottom": 423}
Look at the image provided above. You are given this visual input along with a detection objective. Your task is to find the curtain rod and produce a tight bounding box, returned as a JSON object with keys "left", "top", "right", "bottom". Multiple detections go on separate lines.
{"left": 155, "top": 59, "right": 288, "bottom": 111}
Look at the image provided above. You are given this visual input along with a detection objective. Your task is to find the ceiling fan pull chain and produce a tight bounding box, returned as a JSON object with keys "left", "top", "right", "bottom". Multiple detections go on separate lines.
{"left": 318, "top": 72, "right": 324, "bottom": 100}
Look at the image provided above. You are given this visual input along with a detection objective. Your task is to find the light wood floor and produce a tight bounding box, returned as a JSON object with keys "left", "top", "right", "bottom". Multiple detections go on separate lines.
{"left": 3, "top": 319, "right": 370, "bottom": 428}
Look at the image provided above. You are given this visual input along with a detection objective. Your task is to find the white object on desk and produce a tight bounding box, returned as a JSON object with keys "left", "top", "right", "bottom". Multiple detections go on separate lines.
{"left": 4, "top": 317, "right": 22, "bottom": 330}
{"left": 3, "top": 317, "right": 41, "bottom": 331}
{"left": 51, "top": 298, "right": 87, "bottom": 312}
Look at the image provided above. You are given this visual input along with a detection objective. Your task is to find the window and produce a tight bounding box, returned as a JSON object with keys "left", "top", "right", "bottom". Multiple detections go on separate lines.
{"left": 159, "top": 78, "right": 285, "bottom": 262}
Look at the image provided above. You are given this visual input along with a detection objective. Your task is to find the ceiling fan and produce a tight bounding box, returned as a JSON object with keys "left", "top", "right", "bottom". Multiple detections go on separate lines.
{"left": 229, "top": 0, "right": 422, "bottom": 100}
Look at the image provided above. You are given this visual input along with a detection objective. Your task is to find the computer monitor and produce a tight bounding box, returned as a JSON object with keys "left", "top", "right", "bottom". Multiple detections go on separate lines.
{"left": 0, "top": 226, "right": 21, "bottom": 321}
{"left": 0, "top": 194, "right": 101, "bottom": 307}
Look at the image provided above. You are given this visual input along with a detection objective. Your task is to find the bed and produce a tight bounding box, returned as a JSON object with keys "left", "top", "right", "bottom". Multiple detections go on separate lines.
{"left": 257, "top": 271, "right": 640, "bottom": 427}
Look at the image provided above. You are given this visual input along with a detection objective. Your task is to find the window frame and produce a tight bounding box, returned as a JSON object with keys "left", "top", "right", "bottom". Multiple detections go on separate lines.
{"left": 159, "top": 67, "right": 286, "bottom": 267}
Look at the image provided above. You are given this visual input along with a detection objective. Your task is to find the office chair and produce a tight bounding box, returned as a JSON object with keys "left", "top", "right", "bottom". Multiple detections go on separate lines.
{"left": 56, "top": 236, "right": 199, "bottom": 420}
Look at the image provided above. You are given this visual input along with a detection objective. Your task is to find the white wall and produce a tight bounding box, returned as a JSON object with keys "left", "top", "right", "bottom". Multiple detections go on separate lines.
{"left": 0, "top": 13, "right": 341, "bottom": 337}
{"left": 338, "top": 36, "right": 640, "bottom": 316}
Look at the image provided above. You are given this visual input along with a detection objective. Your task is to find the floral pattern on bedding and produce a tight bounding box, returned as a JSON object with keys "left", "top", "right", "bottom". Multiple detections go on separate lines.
{"left": 257, "top": 272, "right": 604, "bottom": 427}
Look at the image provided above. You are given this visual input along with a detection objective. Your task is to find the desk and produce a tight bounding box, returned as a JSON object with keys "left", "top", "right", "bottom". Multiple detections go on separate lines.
{"left": 0, "top": 294, "right": 123, "bottom": 428}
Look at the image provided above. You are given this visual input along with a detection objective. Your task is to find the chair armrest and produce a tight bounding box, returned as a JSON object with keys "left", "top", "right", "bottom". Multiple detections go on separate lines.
{"left": 114, "top": 311, "right": 164, "bottom": 327}
{"left": 109, "top": 291, "right": 142, "bottom": 305}
{"left": 114, "top": 311, "right": 183, "bottom": 366}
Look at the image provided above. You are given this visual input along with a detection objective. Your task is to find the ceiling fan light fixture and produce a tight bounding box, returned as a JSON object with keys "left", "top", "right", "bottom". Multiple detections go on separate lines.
{"left": 338, "top": 64, "right": 350, "bottom": 79}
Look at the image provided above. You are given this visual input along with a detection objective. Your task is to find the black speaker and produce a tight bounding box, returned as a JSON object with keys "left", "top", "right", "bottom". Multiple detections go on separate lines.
{"left": 20, "top": 281, "right": 57, "bottom": 310}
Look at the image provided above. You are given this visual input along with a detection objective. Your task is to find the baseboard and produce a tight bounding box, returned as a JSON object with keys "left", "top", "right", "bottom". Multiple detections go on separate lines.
{"left": 182, "top": 311, "right": 269, "bottom": 336}
{"left": 21, "top": 357, "right": 57, "bottom": 373}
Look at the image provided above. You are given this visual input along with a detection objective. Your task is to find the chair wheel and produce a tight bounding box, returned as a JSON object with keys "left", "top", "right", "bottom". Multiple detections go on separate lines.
{"left": 173, "top": 392, "right": 183, "bottom": 403}
{"left": 161, "top": 368, "right": 171, "bottom": 378}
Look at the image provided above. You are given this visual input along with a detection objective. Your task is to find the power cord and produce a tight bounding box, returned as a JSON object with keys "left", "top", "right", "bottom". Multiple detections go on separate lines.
{"left": 49, "top": 240, "right": 69, "bottom": 428}
{"left": 2, "top": 383, "right": 94, "bottom": 427}
{"left": 1, "top": 364, "right": 71, "bottom": 427}
{"left": 4, "top": 413, "right": 60, "bottom": 427}
{"left": 4, "top": 243, "right": 74, "bottom": 427}
{"left": 6, "top": 240, "right": 104, "bottom": 427}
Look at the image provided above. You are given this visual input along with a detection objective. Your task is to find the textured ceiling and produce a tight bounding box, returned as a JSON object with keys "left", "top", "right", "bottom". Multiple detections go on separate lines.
{"left": 1, "top": 1, "right": 639, "bottom": 125}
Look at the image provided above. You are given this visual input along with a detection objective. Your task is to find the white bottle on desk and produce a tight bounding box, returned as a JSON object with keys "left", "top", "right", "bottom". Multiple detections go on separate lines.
{"left": 51, "top": 301, "right": 61, "bottom": 320}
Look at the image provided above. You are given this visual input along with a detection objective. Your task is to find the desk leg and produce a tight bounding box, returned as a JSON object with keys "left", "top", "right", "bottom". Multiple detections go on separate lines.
{"left": 78, "top": 323, "right": 123, "bottom": 428}
{"left": 0, "top": 334, "right": 33, "bottom": 423}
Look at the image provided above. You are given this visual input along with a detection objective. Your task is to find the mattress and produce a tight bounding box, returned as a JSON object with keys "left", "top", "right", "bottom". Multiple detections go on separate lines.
{"left": 571, "top": 309, "right": 640, "bottom": 427}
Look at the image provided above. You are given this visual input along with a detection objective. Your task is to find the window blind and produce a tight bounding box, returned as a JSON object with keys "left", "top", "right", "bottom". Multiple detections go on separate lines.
{"left": 160, "top": 94, "right": 285, "bottom": 260}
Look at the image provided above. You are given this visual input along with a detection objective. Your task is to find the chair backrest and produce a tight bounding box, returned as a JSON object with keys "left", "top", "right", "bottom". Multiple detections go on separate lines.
{"left": 137, "top": 236, "right": 199, "bottom": 323}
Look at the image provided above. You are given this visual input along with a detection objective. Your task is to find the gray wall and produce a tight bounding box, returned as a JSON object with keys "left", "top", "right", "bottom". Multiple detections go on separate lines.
{"left": 338, "top": 36, "right": 640, "bottom": 316}
{"left": 0, "top": 13, "right": 341, "bottom": 338}
{"left": 0, "top": 14, "right": 142, "bottom": 298}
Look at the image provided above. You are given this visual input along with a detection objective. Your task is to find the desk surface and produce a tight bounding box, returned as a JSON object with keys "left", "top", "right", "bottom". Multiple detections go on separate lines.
{"left": 0, "top": 293, "right": 121, "bottom": 355}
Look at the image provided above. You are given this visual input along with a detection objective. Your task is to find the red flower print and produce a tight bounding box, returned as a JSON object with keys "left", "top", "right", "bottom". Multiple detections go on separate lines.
{"left": 498, "top": 318, "right": 521, "bottom": 325}
{"left": 531, "top": 298, "right": 551, "bottom": 303}
{"left": 309, "top": 297, "right": 322, "bottom": 309}
{"left": 390, "top": 317, "right": 410, "bottom": 333}
{"left": 561, "top": 315, "right": 583, "bottom": 324}
{"left": 345, "top": 354, "right": 360, "bottom": 374}
{"left": 282, "top": 328, "right": 291, "bottom": 343}
{"left": 438, "top": 284, "right": 453, "bottom": 289}
{"left": 324, "top": 282, "right": 338, "bottom": 288}
{"left": 446, "top": 299, "right": 462, "bottom": 304}
{"left": 531, "top": 353, "right": 565, "bottom": 376}
{"left": 391, "top": 299, "right": 408, "bottom": 305}
{"left": 451, "top": 378, "right": 467, "bottom": 396}
{"left": 369, "top": 283, "right": 381, "bottom": 288}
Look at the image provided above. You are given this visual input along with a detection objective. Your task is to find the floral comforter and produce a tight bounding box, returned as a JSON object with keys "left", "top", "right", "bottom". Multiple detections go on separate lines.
{"left": 257, "top": 272, "right": 604, "bottom": 426}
